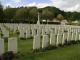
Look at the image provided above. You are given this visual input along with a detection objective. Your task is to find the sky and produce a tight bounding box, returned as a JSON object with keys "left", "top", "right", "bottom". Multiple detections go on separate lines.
{"left": 0, "top": 0, "right": 80, "bottom": 12}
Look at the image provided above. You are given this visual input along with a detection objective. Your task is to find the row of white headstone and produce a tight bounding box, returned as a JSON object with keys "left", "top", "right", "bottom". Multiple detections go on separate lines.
{"left": 0, "top": 24, "right": 9, "bottom": 38}
{"left": 0, "top": 37, "right": 17, "bottom": 55}
{"left": 3, "top": 23, "right": 32, "bottom": 38}
{"left": 2, "top": 23, "right": 80, "bottom": 50}
{"left": 33, "top": 26, "right": 80, "bottom": 50}
{"left": 0, "top": 24, "right": 31, "bottom": 38}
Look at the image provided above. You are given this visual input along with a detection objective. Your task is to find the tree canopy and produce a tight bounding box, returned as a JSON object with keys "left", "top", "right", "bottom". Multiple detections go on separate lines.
{"left": 0, "top": 3, "right": 80, "bottom": 23}
{"left": 0, "top": 2, "right": 4, "bottom": 22}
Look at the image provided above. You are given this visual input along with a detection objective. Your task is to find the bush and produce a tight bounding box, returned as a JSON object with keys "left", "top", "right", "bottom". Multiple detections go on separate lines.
{"left": 27, "top": 37, "right": 33, "bottom": 39}
{"left": 70, "top": 40, "right": 76, "bottom": 44}
{"left": 77, "top": 40, "right": 80, "bottom": 43}
{"left": 20, "top": 37, "right": 26, "bottom": 40}
{"left": 2, "top": 51, "right": 14, "bottom": 60}
{"left": 33, "top": 49, "right": 41, "bottom": 53}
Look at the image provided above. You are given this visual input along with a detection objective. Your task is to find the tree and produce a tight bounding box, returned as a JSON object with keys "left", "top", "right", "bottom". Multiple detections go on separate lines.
{"left": 13, "top": 8, "right": 28, "bottom": 23}
{"left": 28, "top": 7, "right": 38, "bottom": 23}
{"left": 57, "top": 14, "right": 64, "bottom": 21}
{"left": 4, "top": 7, "right": 18, "bottom": 22}
{"left": 1, "top": 5, "right": 80, "bottom": 23}
{"left": 42, "top": 9, "right": 54, "bottom": 20}
{"left": 0, "top": 2, "right": 4, "bottom": 22}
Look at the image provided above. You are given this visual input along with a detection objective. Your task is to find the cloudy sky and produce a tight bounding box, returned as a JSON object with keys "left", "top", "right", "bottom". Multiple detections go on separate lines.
{"left": 1, "top": 0, "right": 80, "bottom": 12}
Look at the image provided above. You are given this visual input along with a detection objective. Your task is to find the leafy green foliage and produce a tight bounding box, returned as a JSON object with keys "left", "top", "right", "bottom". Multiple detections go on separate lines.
{"left": 0, "top": 3, "right": 4, "bottom": 22}
{"left": 0, "top": 3, "right": 80, "bottom": 23}
{"left": 57, "top": 14, "right": 64, "bottom": 21}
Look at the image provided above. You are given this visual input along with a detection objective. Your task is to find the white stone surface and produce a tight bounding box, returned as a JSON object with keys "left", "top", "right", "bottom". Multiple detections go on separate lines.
{"left": 71, "top": 32, "right": 74, "bottom": 41}
{"left": 67, "top": 30, "right": 71, "bottom": 42}
{"left": 32, "top": 29, "right": 37, "bottom": 36}
{"left": 75, "top": 29, "right": 78, "bottom": 41}
{"left": 42, "top": 35, "right": 49, "bottom": 48}
{"left": 62, "top": 34, "right": 65, "bottom": 45}
{"left": 8, "top": 37, "right": 18, "bottom": 53}
{"left": 79, "top": 34, "right": 80, "bottom": 40}
{"left": 3, "top": 31, "right": 9, "bottom": 38}
{"left": 19, "top": 32, "right": 25, "bottom": 38}
{"left": 76, "top": 30, "right": 79, "bottom": 41}
{"left": 26, "top": 30, "right": 31, "bottom": 38}
{"left": 0, "top": 38, "right": 4, "bottom": 55}
{"left": 50, "top": 31, "right": 56, "bottom": 46}
{"left": 33, "top": 35, "right": 40, "bottom": 50}
{"left": 42, "top": 29, "right": 46, "bottom": 35}
{"left": 58, "top": 34, "right": 63, "bottom": 45}
{"left": 26, "top": 27, "right": 31, "bottom": 38}
{"left": 56, "top": 34, "right": 59, "bottom": 46}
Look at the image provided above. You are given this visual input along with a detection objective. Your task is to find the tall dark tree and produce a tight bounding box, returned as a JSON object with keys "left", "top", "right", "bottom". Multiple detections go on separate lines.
{"left": 57, "top": 14, "right": 64, "bottom": 21}
{"left": 0, "top": 2, "right": 4, "bottom": 22}
{"left": 0, "top": 5, "right": 80, "bottom": 23}
{"left": 4, "top": 7, "right": 18, "bottom": 22}
{"left": 13, "top": 8, "right": 28, "bottom": 23}
{"left": 28, "top": 7, "right": 38, "bottom": 23}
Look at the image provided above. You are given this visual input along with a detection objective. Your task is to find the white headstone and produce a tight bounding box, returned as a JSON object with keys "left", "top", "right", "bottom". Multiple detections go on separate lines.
{"left": 0, "top": 38, "right": 4, "bottom": 55}
{"left": 62, "top": 33, "right": 65, "bottom": 45}
{"left": 42, "top": 34, "right": 49, "bottom": 48}
{"left": 71, "top": 29, "right": 74, "bottom": 41}
{"left": 71, "top": 32, "right": 74, "bottom": 41}
{"left": 58, "top": 34, "right": 63, "bottom": 45}
{"left": 57, "top": 28, "right": 63, "bottom": 45}
{"left": 26, "top": 27, "right": 31, "bottom": 38}
{"left": 42, "top": 29, "right": 45, "bottom": 35}
{"left": 33, "top": 35, "right": 40, "bottom": 50}
{"left": 75, "top": 29, "right": 78, "bottom": 41}
{"left": 32, "top": 29, "right": 37, "bottom": 36}
{"left": 79, "top": 34, "right": 80, "bottom": 40}
{"left": 26, "top": 30, "right": 31, "bottom": 38}
{"left": 8, "top": 37, "right": 17, "bottom": 53}
{"left": 50, "top": 34, "right": 56, "bottom": 46}
{"left": 37, "top": 28, "right": 41, "bottom": 35}
{"left": 67, "top": 29, "right": 71, "bottom": 42}
{"left": 56, "top": 34, "right": 59, "bottom": 46}
{"left": 3, "top": 31, "right": 9, "bottom": 38}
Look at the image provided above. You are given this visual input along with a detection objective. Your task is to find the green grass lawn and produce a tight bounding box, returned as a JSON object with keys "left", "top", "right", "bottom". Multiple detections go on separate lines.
{"left": 13, "top": 39, "right": 80, "bottom": 60}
